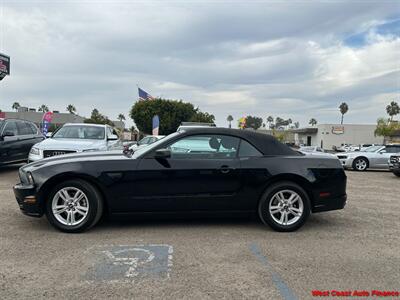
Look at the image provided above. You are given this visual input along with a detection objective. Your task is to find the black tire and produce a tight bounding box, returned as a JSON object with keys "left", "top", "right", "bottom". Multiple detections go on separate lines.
{"left": 352, "top": 157, "right": 368, "bottom": 171}
{"left": 258, "top": 181, "right": 310, "bottom": 232}
{"left": 394, "top": 171, "right": 400, "bottom": 177}
{"left": 45, "top": 179, "right": 103, "bottom": 233}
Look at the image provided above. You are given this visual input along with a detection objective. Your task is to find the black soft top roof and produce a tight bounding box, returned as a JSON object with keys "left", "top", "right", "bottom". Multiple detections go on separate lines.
{"left": 180, "top": 127, "right": 299, "bottom": 156}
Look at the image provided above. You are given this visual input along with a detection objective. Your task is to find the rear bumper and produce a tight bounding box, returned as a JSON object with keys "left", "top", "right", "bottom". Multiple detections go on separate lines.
{"left": 13, "top": 184, "right": 43, "bottom": 217}
{"left": 312, "top": 194, "right": 347, "bottom": 213}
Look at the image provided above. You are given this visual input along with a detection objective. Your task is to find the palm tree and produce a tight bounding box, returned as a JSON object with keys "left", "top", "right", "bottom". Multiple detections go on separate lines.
{"left": 266, "top": 116, "right": 274, "bottom": 128}
{"left": 386, "top": 101, "right": 400, "bottom": 121}
{"left": 66, "top": 104, "right": 76, "bottom": 114}
{"left": 118, "top": 114, "right": 126, "bottom": 122}
{"left": 339, "top": 102, "right": 349, "bottom": 124}
{"left": 38, "top": 104, "right": 49, "bottom": 113}
{"left": 226, "top": 115, "right": 233, "bottom": 128}
{"left": 12, "top": 102, "right": 20, "bottom": 111}
{"left": 309, "top": 118, "right": 317, "bottom": 126}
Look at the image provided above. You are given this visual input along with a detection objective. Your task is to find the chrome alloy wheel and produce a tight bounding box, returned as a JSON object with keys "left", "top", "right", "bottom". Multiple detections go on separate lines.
{"left": 268, "top": 190, "right": 304, "bottom": 226}
{"left": 51, "top": 187, "right": 89, "bottom": 226}
{"left": 355, "top": 159, "right": 367, "bottom": 171}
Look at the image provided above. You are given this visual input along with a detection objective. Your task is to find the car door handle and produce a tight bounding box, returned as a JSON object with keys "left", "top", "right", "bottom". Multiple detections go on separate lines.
{"left": 219, "top": 165, "right": 233, "bottom": 174}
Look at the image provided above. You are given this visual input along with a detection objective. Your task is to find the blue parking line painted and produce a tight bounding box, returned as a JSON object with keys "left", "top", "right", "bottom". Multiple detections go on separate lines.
{"left": 249, "top": 243, "right": 298, "bottom": 300}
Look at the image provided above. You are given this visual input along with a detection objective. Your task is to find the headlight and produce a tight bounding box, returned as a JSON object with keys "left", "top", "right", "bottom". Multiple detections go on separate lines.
{"left": 27, "top": 172, "right": 35, "bottom": 185}
{"left": 30, "top": 147, "right": 40, "bottom": 155}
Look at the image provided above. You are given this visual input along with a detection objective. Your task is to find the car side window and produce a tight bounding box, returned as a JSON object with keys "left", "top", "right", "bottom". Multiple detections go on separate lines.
{"left": 27, "top": 122, "right": 38, "bottom": 134}
{"left": 106, "top": 127, "right": 113, "bottom": 138}
{"left": 238, "top": 139, "right": 263, "bottom": 157}
{"left": 16, "top": 121, "right": 35, "bottom": 135}
{"left": 3, "top": 121, "right": 18, "bottom": 136}
{"left": 386, "top": 146, "right": 400, "bottom": 153}
{"left": 167, "top": 134, "right": 240, "bottom": 159}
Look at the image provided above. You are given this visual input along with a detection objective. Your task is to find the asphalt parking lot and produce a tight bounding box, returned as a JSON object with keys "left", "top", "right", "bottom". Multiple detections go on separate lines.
{"left": 0, "top": 165, "right": 399, "bottom": 299}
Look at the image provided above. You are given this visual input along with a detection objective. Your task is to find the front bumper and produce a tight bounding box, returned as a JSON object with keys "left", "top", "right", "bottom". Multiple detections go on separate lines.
{"left": 13, "top": 184, "right": 43, "bottom": 217}
{"left": 390, "top": 163, "right": 400, "bottom": 172}
{"left": 338, "top": 157, "right": 355, "bottom": 169}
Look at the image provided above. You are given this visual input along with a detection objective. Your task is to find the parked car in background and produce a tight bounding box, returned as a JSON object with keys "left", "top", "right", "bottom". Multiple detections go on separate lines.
{"left": 336, "top": 144, "right": 400, "bottom": 171}
{"left": 177, "top": 122, "right": 216, "bottom": 132}
{"left": 299, "top": 146, "right": 324, "bottom": 153}
{"left": 389, "top": 154, "right": 400, "bottom": 177}
{"left": 299, "top": 146, "right": 336, "bottom": 158}
{"left": 129, "top": 135, "right": 165, "bottom": 151}
{"left": 28, "top": 123, "right": 121, "bottom": 162}
{"left": 0, "top": 119, "right": 44, "bottom": 165}
{"left": 14, "top": 128, "right": 347, "bottom": 233}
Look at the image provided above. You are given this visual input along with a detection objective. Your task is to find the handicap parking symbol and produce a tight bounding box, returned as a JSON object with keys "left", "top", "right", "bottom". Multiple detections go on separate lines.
{"left": 86, "top": 244, "right": 173, "bottom": 282}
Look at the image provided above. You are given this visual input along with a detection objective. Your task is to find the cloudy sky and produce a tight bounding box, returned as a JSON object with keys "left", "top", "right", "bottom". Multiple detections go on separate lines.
{"left": 0, "top": 0, "right": 399, "bottom": 128}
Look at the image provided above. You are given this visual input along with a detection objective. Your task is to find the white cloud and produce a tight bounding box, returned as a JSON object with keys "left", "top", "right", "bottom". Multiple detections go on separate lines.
{"left": 0, "top": 1, "right": 399, "bottom": 128}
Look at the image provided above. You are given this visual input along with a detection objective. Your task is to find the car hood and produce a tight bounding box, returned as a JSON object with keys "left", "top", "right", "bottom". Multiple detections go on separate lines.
{"left": 22, "top": 150, "right": 129, "bottom": 171}
{"left": 34, "top": 138, "right": 105, "bottom": 151}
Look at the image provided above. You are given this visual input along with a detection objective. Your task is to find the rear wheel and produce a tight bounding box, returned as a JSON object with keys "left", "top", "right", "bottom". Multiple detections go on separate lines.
{"left": 352, "top": 157, "right": 368, "bottom": 171}
{"left": 258, "top": 181, "right": 310, "bottom": 232}
{"left": 394, "top": 171, "right": 400, "bottom": 177}
{"left": 45, "top": 179, "right": 103, "bottom": 233}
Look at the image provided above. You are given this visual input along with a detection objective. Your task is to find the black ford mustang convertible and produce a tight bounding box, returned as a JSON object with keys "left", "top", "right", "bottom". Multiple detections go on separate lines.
{"left": 14, "top": 128, "right": 347, "bottom": 233}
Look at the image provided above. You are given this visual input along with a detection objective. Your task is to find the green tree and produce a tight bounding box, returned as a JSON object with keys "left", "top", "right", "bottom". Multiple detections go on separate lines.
{"left": 38, "top": 104, "right": 49, "bottom": 113}
{"left": 275, "top": 117, "right": 285, "bottom": 128}
{"left": 84, "top": 108, "right": 114, "bottom": 126}
{"left": 12, "top": 102, "right": 20, "bottom": 111}
{"left": 245, "top": 115, "right": 263, "bottom": 130}
{"left": 266, "top": 116, "right": 274, "bottom": 129}
{"left": 130, "top": 98, "right": 213, "bottom": 135}
{"left": 227, "top": 115, "right": 233, "bottom": 128}
{"left": 294, "top": 121, "right": 300, "bottom": 129}
{"left": 66, "top": 104, "right": 76, "bottom": 114}
{"left": 339, "top": 102, "right": 349, "bottom": 124}
{"left": 309, "top": 118, "right": 317, "bottom": 126}
{"left": 118, "top": 113, "right": 126, "bottom": 122}
{"left": 386, "top": 101, "right": 400, "bottom": 121}
{"left": 190, "top": 109, "right": 215, "bottom": 123}
{"left": 375, "top": 117, "right": 400, "bottom": 143}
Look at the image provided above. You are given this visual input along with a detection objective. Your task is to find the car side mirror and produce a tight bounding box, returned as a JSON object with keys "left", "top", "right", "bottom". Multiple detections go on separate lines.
{"left": 154, "top": 148, "right": 171, "bottom": 159}
{"left": 107, "top": 134, "right": 119, "bottom": 141}
{"left": 379, "top": 150, "right": 386, "bottom": 154}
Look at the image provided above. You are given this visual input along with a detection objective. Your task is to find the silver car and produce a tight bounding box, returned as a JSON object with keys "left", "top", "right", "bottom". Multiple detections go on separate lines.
{"left": 29, "top": 123, "right": 121, "bottom": 162}
{"left": 336, "top": 144, "right": 400, "bottom": 171}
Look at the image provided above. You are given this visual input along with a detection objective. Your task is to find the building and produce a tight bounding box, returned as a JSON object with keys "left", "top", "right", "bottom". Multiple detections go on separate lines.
{"left": 0, "top": 108, "right": 125, "bottom": 131}
{"left": 1, "top": 109, "right": 85, "bottom": 127}
{"left": 292, "top": 124, "right": 384, "bottom": 150}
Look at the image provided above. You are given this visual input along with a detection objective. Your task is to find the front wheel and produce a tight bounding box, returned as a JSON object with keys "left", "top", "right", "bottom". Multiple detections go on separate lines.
{"left": 45, "top": 179, "right": 103, "bottom": 233}
{"left": 352, "top": 157, "right": 368, "bottom": 171}
{"left": 394, "top": 171, "right": 400, "bottom": 178}
{"left": 258, "top": 181, "right": 310, "bottom": 232}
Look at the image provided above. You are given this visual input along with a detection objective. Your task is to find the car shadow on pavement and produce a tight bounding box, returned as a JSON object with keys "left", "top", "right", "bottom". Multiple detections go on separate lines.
{"left": 0, "top": 163, "right": 25, "bottom": 173}
{"left": 94, "top": 214, "right": 264, "bottom": 232}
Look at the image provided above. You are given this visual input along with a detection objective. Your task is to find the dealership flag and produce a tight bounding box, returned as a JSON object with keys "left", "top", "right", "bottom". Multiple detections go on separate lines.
{"left": 138, "top": 87, "right": 154, "bottom": 100}
{"left": 152, "top": 115, "right": 160, "bottom": 136}
{"left": 41, "top": 112, "right": 53, "bottom": 135}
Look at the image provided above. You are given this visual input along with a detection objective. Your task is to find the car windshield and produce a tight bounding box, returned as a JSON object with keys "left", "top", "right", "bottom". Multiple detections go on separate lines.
{"left": 132, "top": 132, "right": 181, "bottom": 158}
{"left": 52, "top": 125, "right": 105, "bottom": 140}
{"left": 363, "top": 146, "right": 382, "bottom": 152}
